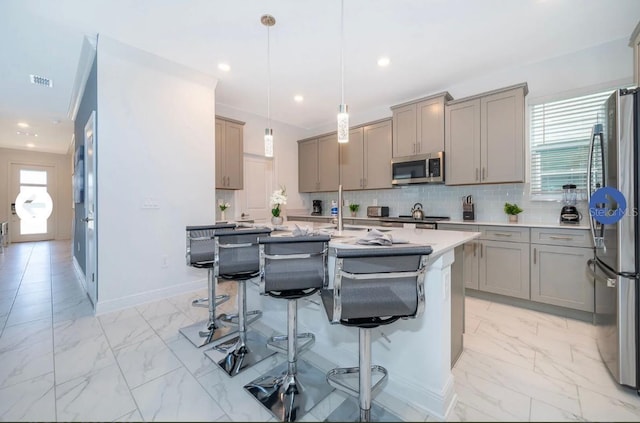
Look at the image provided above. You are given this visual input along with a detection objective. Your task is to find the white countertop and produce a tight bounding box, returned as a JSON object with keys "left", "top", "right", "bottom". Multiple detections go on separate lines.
{"left": 441, "top": 218, "right": 590, "bottom": 230}
{"left": 267, "top": 221, "right": 480, "bottom": 259}
{"left": 287, "top": 214, "right": 591, "bottom": 230}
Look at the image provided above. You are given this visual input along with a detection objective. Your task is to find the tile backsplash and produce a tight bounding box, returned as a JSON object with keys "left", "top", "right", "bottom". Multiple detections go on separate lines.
{"left": 299, "top": 183, "right": 589, "bottom": 224}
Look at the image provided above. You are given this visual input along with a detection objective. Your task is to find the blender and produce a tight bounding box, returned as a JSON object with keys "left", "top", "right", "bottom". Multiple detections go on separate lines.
{"left": 560, "top": 184, "right": 581, "bottom": 224}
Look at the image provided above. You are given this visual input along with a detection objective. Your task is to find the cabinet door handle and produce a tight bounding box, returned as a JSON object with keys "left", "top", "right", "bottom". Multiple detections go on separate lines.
{"left": 413, "top": 143, "right": 416, "bottom": 154}
{"left": 480, "top": 243, "right": 483, "bottom": 259}
{"left": 493, "top": 232, "right": 513, "bottom": 237}
{"left": 533, "top": 247, "right": 537, "bottom": 265}
{"left": 475, "top": 168, "right": 479, "bottom": 181}
{"left": 549, "top": 235, "right": 573, "bottom": 241}
{"left": 363, "top": 178, "right": 367, "bottom": 187}
{"left": 473, "top": 242, "right": 477, "bottom": 257}
{"left": 482, "top": 167, "right": 486, "bottom": 180}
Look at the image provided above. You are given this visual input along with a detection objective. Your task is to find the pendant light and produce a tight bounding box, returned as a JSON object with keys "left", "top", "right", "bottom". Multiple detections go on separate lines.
{"left": 337, "top": 0, "right": 349, "bottom": 144}
{"left": 262, "top": 14, "right": 276, "bottom": 157}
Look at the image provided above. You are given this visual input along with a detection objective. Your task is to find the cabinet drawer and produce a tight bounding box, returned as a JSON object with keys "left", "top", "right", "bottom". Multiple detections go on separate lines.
{"left": 438, "top": 223, "right": 479, "bottom": 232}
{"left": 480, "top": 226, "right": 529, "bottom": 243}
{"left": 530, "top": 228, "right": 592, "bottom": 248}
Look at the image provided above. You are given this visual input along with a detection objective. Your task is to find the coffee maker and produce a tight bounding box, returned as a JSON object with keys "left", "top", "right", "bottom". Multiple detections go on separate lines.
{"left": 560, "top": 184, "right": 581, "bottom": 224}
{"left": 312, "top": 200, "right": 322, "bottom": 215}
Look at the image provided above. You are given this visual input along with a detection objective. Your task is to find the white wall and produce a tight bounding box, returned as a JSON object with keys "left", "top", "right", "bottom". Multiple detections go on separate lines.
{"left": 95, "top": 36, "right": 217, "bottom": 314}
{"left": 0, "top": 147, "right": 72, "bottom": 241}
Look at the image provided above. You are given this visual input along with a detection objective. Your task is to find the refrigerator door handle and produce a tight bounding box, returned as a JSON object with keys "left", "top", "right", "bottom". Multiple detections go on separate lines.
{"left": 587, "top": 124, "right": 605, "bottom": 249}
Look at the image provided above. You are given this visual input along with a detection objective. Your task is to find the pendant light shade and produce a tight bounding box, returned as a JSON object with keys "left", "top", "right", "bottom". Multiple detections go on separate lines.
{"left": 337, "top": 0, "right": 349, "bottom": 144}
{"left": 262, "top": 14, "right": 276, "bottom": 157}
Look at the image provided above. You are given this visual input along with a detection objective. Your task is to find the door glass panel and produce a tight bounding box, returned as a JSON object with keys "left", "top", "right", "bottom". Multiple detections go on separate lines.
{"left": 15, "top": 186, "right": 53, "bottom": 235}
{"left": 20, "top": 169, "right": 47, "bottom": 185}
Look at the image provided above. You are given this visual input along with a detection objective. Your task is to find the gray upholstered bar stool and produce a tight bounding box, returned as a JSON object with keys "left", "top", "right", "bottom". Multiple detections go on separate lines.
{"left": 320, "top": 245, "right": 432, "bottom": 422}
{"left": 244, "top": 235, "right": 334, "bottom": 422}
{"left": 180, "top": 223, "right": 238, "bottom": 348}
{"left": 204, "top": 227, "right": 275, "bottom": 376}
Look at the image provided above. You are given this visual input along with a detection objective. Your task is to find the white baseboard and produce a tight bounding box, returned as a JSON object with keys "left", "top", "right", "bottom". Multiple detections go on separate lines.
{"left": 386, "top": 372, "right": 457, "bottom": 420}
{"left": 94, "top": 279, "right": 207, "bottom": 316}
{"left": 72, "top": 256, "right": 88, "bottom": 293}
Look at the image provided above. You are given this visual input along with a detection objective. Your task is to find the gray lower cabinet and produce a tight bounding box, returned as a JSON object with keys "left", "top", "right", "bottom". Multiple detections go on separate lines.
{"left": 530, "top": 228, "right": 594, "bottom": 312}
{"left": 479, "top": 239, "right": 530, "bottom": 299}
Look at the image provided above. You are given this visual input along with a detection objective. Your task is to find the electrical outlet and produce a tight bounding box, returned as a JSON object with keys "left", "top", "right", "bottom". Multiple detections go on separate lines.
{"left": 160, "top": 255, "right": 168, "bottom": 268}
{"left": 372, "top": 198, "right": 378, "bottom": 206}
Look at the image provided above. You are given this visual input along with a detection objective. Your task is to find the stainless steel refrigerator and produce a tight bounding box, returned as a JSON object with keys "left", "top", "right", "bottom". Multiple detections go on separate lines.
{"left": 587, "top": 87, "right": 640, "bottom": 391}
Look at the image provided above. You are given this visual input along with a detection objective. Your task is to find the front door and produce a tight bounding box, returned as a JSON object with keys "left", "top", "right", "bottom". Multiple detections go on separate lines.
{"left": 9, "top": 163, "right": 56, "bottom": 242}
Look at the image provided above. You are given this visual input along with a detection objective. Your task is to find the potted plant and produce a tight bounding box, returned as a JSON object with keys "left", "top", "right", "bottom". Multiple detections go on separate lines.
{"left": 348, "top": 203, "right": 359, "bottom": 217}
{"left": 219, "top": 201, "right": 230, "bottom": 221}
{"left": 504, "top": 202, "right": 523, "bottom": 223}
{"left": 270, "top": 186, "right": 287, "bottom": 225}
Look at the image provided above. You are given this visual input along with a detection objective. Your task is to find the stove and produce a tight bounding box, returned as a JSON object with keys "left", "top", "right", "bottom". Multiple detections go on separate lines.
{"left": 380, "top": 215, "right": 450, "bottom": 229}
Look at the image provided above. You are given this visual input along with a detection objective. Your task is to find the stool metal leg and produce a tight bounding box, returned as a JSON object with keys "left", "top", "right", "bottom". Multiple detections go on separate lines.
{"left": 204, "top": 279, "right": 275, "bottom": 376}
{"left": 179, "top": 268, "right": 237, "bottom": 348}
{"left": 244, "top": 299, "right": 335, "bottom": 422}
{"left": 325, "top": 328, "right": 401, "bottom": 422}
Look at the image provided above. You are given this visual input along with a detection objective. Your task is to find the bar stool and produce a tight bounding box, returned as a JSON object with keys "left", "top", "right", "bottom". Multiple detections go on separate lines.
{"left": 179, "top": 223, "right": 238, "bottom": 348}
{"left": 320, "top": 246, "right": 432, "bottom": 422}
{"left": 204, "top": 227, "right": 275, "bottom": 376}
{"left": 244, "top": 235, "right": 334, "bottom": 422}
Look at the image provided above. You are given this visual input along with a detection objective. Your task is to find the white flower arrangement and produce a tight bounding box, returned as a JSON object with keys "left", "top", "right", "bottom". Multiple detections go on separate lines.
{"left": 219, "top": 202, "right": 230, "bottom": 212}
{"left": 270, "top": 186, "right": 287, "bottom": 217}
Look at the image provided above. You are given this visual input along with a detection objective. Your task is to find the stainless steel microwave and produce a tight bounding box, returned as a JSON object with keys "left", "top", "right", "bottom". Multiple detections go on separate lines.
{"left": 391, "top": 152, "right": 444, "bottom": 185}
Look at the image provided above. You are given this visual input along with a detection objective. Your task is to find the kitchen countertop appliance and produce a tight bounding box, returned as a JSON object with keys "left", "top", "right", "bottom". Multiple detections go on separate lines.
{"left": 560, "top": 184, "right": 581, "bottom": 224}
{"left": 312, "top": 200, "right": 322, "bottom": 216}
{"left": 411, "top": 203, "right": 424, "bottom": 220}
{"left": 366, "top": 206, "right": 389, "bottom": 217}
{"left": 587, "top": 87, "right": 640, "bottom": 393}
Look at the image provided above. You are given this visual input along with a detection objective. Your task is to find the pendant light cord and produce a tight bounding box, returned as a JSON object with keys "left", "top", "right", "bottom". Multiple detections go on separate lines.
{"left": 267, "top": 23, "right": 271, "bottom": 128}
{"left": 340, "top": 0, "right": 345, "bottom": 105}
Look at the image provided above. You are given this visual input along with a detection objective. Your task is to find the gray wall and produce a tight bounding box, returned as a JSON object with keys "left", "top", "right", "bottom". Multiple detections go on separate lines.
{"left": 73, "top": 56, "right": 97, "bottom": 274}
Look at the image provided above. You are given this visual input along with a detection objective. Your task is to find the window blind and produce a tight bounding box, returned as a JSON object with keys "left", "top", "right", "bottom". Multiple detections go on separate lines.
{"left": 530, "top": 90, "right": 614, "bottom": 195}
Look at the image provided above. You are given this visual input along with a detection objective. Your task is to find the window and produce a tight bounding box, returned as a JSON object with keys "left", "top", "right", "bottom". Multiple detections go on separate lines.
{"left": 530, "top": 89, "right": 614, "bottom": 195}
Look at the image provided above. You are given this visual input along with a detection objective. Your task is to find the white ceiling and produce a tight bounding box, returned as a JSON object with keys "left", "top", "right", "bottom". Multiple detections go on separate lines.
{"left": 1, "top": 0, "right": 639, "bottom": 155}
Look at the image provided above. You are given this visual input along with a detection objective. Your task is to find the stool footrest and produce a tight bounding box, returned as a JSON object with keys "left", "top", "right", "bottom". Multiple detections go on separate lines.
{"left": 267, "top": 333, "right": 315, "bottom": 355}
{"left": 219, "top": 309, "right": 262, "bottom": 327}
{"left": 326, "top": 365, "right": 388, "bottom": 398}
{"left": 191, "top": 294, "right": 230, "bottom": 309}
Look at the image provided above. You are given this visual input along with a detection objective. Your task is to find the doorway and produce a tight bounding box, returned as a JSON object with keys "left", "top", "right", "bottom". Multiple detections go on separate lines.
{"left": 242, "top": 155, "right": 274, "bottom": 222}
{"left": 9, "top": 163, "right": 57, "bottom": 243}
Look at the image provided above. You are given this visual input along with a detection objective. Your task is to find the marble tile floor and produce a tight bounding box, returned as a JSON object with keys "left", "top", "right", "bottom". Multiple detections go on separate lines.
{"left": 0, "top": 240, "right": 639, "bottom": 421}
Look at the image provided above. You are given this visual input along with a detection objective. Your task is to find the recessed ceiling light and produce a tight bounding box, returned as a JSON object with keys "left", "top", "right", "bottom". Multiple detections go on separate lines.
{"left": 218, "top": 63, "right": 231, "bottom": 72}
{"left": 17, "top": 122, "right": 29, "bottom": 128}
{"left": 26, "top": 143, "right": 35, "bottom": 148}
{"left": 16, "top": 130, "right": 38, "bottom": 137}
{"left": 377, "top": 57, "right": 391, "bottom": 67}
{"left": 294, "top": 95, "right": 304, "bottom": 103}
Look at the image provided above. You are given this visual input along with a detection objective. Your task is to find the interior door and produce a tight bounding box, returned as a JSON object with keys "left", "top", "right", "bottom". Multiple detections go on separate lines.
{"left": 9, "top": 163, "right": 56, "bottom": 242}
{"left": 242, "top": 155, "right": 273, "bottom": 222}
{"left": 84, "top": 111, "right": 97, "bottom": 305}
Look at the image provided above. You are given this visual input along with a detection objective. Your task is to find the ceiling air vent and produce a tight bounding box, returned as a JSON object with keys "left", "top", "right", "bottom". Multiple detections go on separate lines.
{"left": 30, "top": 74, "right": 53, "bottom": 87}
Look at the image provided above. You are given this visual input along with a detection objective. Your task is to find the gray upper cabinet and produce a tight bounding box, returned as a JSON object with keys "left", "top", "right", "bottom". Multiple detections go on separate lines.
{"left": 298, "top": 138, "right": 319, "bottom": 192}
{"left": 444, "top": 99, "right": 481, "bottom": 185}
{"left": 445, "top": 83, "right": 527, "bottom": 185}
{"left": 341, "top": 119, "right": 392, "bottom": 190}
{"left": 298, "top": 133, "right": 339, "bottom": 193}
{"left": 391, "top": 92, "right": 452, "bottom": 158}
{"left": 215, "top": 116, "right": 244, "bottom": 190}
